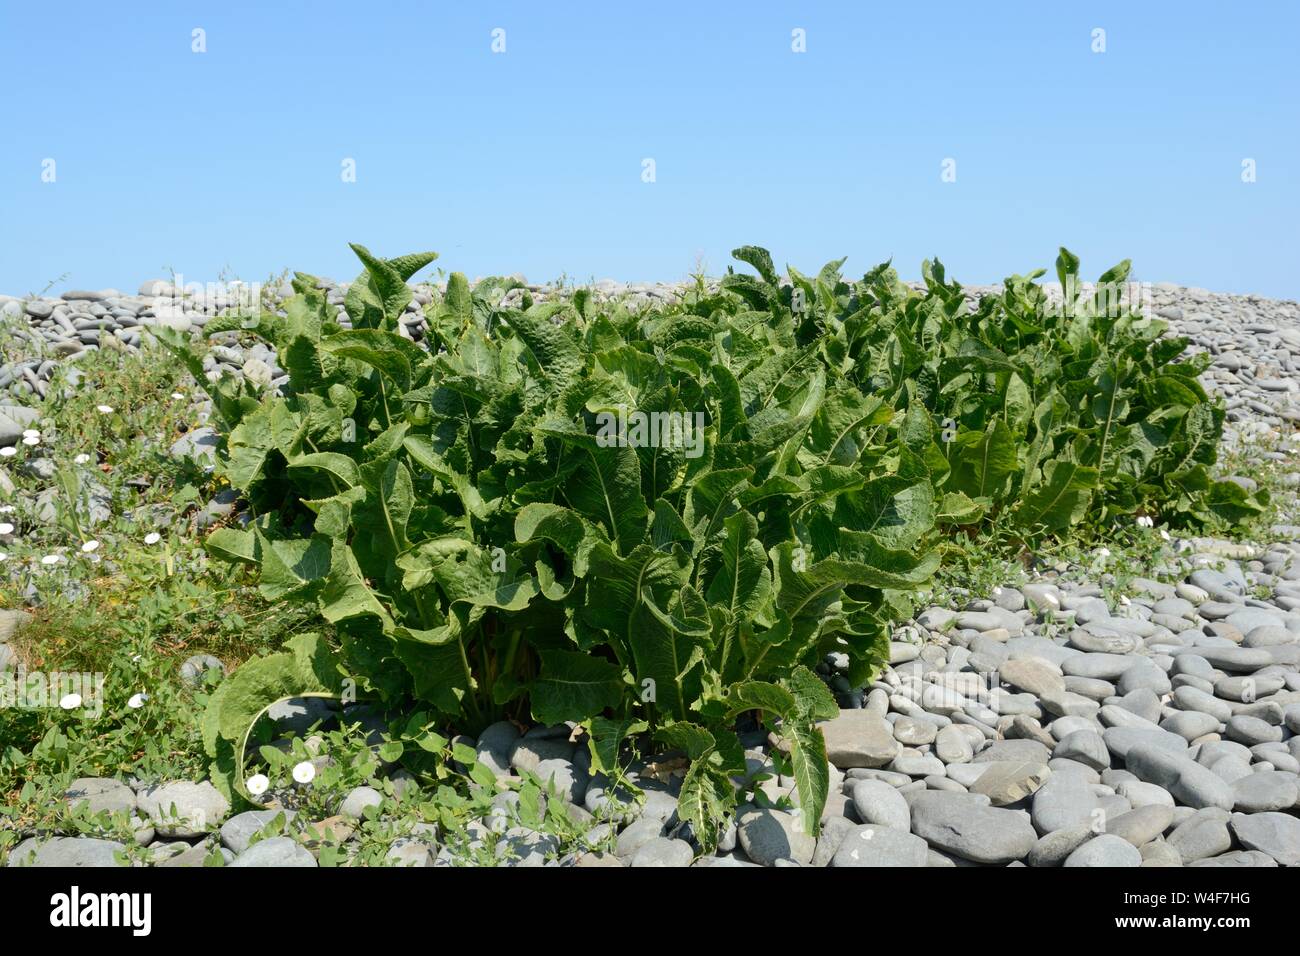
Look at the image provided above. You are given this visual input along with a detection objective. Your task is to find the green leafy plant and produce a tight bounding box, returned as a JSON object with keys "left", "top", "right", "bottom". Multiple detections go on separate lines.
{"left": 171, "top": 242, "right": 1260, "bottom": 851}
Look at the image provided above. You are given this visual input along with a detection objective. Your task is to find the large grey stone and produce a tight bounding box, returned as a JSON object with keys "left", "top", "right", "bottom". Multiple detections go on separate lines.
{"left": 1064, "top": 833, "right": 1142, "bottom": 867}
{"left": 818, "top": 710, "right": 899, "bottom": 769}
{"left": 6, "top": 836, "right": 128, "bottom": 867}
{"left": 737, "top": 808, "right": 815, "bottom": 866}
{"left": 850, "top": 779, "right": 910, "bottom": 831}
{"left": 909, "top": 792, "right": 1037, "bottom": 863}
{"left": 1124, "top": 744, "right": 1235, "bottom": 811}
{"left": 1230, "top": 811, "right": 1300, "bottom": 866}
{"left": 228, "top": 836, "right": 317, "bottom": 867}
{"left": 136, "top": 780, "right": 230, "bottom": 836}
{"left": 831, "top": 824, "right": 929, "bottom": 867}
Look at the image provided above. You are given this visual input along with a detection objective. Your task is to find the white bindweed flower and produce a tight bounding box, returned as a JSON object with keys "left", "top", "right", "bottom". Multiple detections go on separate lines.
{"left": 96, "top": 405, "right": 115, "bottom": 414}
{"left": 81, "top": 540, "right": 100, "bottom": 553}
{"left": 0, "top": 522, "right": 13, "bottom": 535}
{"left": 0, "top": 505, "right": 14, "bottom": 513}
{"left": 22, "top": 429, "right": 39, "bottom": 439}
{"left": 1159, "top": 529, "right": 1171, "bottom": 541}
{"left": 245, "top": 774, "right": 270, "bottom": 796}
{"left": 292, "top": 761, "right": 317, "bottom": 784}
{"left": 0, "top": 552, "right": 8, "bottom": 562}
{"left": 21, "top": 435, "right": 39, "bottom": 447}
{"left": 144, "top": 531, "right": 162, "bottom": 545}
{"left": 59, "top": 693, "right": 83, "bottom": 710}
{"left": 127, "top": 692, "right": 148, "bottom": 709}
{"left": 74, "top": 453, "right": 91, "bottom": 464}
{"left": 170, "top": 392, "right": 185, "bottom": 400}
{"left": 1119, "top": 595, "right": 1131, "bottom": 606}
{"left": 0, "top": 447, "right": 15, "bottom": 458}
{"left": 40, "top": 554, "right": 63, "bottom": 565}
{"left": 1097, "top": 547, "right": 1111, "bottom": 558}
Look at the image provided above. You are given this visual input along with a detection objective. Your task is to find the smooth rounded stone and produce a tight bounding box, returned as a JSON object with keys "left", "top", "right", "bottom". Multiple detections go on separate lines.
{"left": 807, "top": 815, "right": 857, "bottom": 867}
{"left": 737, "top": 808, "right": 815, "bottom": 866}
{"left": 888, "top": 752, "right": 945, "bottom": 777}
{"left": 629, "top": 837, "right": 694, "bottom": 867}
{"left": 1117, "top": 780, "right": 1176, "bottom": 809}
{"left": 1124, "top": 744, "right": 1236, "bottom": 811}
{"left": 1006, "top": 715, "right": 1057, "bottom": 748}
{"left": 1053, "top": 731, "right": 1110, "bottom": 771}
{"left": 1177, "top": 581, "right": 1210, "bottom": 604}
{"left": 1026, "top": 824, "right": 1093, "bottom": 867}
{"left": 220, "top": 808, "right": 297, "bottom": 854}
{"left": 1195, "top": 739, "right": 1254, "bottom": 767}
{"left": 973, "top": 739, "right": 1051, "bottom": 765}
{"left": 1101, "top": 768, "right": 1138, "bottom": 788}
{"left": 1233, "top": 699, "right": 1288, "bottom": 724}
{"left": 1172, "top": 673, "right": 1217, "bottom": 695}
{"left": 917, "top": 606, "right": 957, "bottom": 631}
{"left": 1161, "top": 710, "right": 1221, "bottom": 741}
{"left": 889, "top": 642, "right": 920, "bottom": 664}
{"left": 1062, "top": 653, "right": 1139, "bottom": 681}
{"left": 64, "top": 777, "right": 137, "bottom": 816}
{"left": 988, "top": 690, "right": 1041, "bottom": 717}
{"left": 474, "top": 720, "right": 520, "bottom": 776}
{"left": 1139, "top": 835, "right": 1183, "bottom": 867}
{"left": 1225, "top": 608, "right": 1287, "bottom": 635}
{"left": 944, "top": 763, "right": 991, "bottom": 788}
{"left": 1022, "top": 582, "right": 1063, "bottom": 614}
{"left": 6, "top": 836, "right": 129, "bottom": 868}
{"left": 934, "top": 724, "right": 976, "bottom": 764}
{"left": 229, "top": 836, "right": 317, "bottom": 867}
{"left": 179, "top": 653, "right": 225, "bottom": 688}
{"left": 831, "top": 823, "right": 929, "bottom": 867}
{"left": 845, "top": 768, "right": 912, "bottom": 787}
{"left": 1197, "top": 600, "right": 1243, "bottom": 621}
{"left": 534, "top": 757, "right": 588, "bottom": 804}
{"left": 1031, "top": 774, "right": 1101, "bottom": 834}
{"left": 908, "top": 792, "right": 1037, "bottom": 863}
{"left": 1172, "top": 686, "right": 1234, "bottom": 722}
{"left": 818, "top": 710, "right": 899, "bottom": 769}
{"left": 1225, "top": 714, "right": 1282, "bottom": 745}
{"left": 1118, "top": 664, "right": 1172, "bottom": 696}
{"left": 999, "top": 656, "right": 1064, "bottom": 697}
{"left": 1071, "top": 598, "right": 1111, "bottom": 625}
{"left": 1152, "top": 613, "right": 1197, "bottom": 634}
{"left": 1111, "top": 688, "right": 1162, "bottom": 724}
{"left": 1047, "top": 758, "right": 1101, "bottom": 784}
{"left": 1231, "top": 770, "right": 1300, "bottom": 812}
{"left": 1243, "top": 625, "right": 1294, "bottom": 648}
{"left": 1104, "top": 804, "right": 1174, "bottom": 847}
{"left": 383, "top": 839, "right": 435, "bottom": 867}
{"left": 509, "top": 736, "right": 575, "bottom": 774}
{"left": 1049, "top": 715, "right": 1099, "bottom": 741}
{"left": 1006, "top": 636, "right": 1079, "bottom": 668}
{"left": 1171, "top": 654, "right": 1216, "bottom": 679}
{"left": 1230, "top": 811, "right": 1300, "bottom": 865}
{"left": 339, "top": 785, "right": 384, "bottom": 820}
{"left": 136, "top": 780, "right": 230, "bottom": 836}
{"left": 615, "top": 817, "right": 667, "bottom": 859}
{"left": 1189, "top": 850, "right": 1278, "bottom": 867}
{"left": 970, "top": 761, "right": 1051, "bottom": 806}
{"left": 1039, "top": 690, "right": 1100, "bottom": 719}
{"left": 1178, "top": 646, "right": 1273, "bottom": 673}
{"left": 1167, "top": 808, "right": 1233, "bottom": 863}
{"left": 891, "top": 715, "right": 938, "bottom": 746}
{"left": 851, "top": 779, "right": 911, "bottom": 831}
{"left": 1217, "top": 673, "right": 1286, "bottom": 702}
{"left": 1064, "top": 676, "right": 1116, "bottom": 701}
{"left": 1068, "top": 629, "right": 1139, "bottom": 655}
{"left": 1208, "top": 755, "right": 1254, "bottom": 784}
{"left": 1286, "top": 703, "right": 1300, "bottom": 734}
{"left": 1154, "top": 597, "right": 1196, "bottom": 618}
{"left": 1064, "top": 833, "right": 1142, "bottom": 867}
{"left": 992, "top": 587, "right": 1026, "bottom": 612}
{"left": 955, "top": 609, "right": 1024, "bottom": 635}
{"left": 925, "top": 775, "right": 968, "bottom": 793}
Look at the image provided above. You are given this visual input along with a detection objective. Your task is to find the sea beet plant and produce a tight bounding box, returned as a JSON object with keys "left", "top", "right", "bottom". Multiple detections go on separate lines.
{"left": 163, "top": 243, "right": 1262, "bottom": 851}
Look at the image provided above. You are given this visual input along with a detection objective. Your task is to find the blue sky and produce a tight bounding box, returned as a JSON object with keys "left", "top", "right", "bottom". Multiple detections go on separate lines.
{"left": 2, "top": 1, "right": 1297, "bottom": 297}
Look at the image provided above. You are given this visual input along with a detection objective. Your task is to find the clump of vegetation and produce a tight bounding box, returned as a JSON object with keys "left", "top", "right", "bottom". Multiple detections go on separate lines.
{"left": 154, "top": 243, "right": 1263, "bottom": 851}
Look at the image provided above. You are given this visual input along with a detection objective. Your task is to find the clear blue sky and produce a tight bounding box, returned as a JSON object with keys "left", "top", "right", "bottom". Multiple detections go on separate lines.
{"left": 2, "top": 1, "right": 1297, "bottom": 298}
